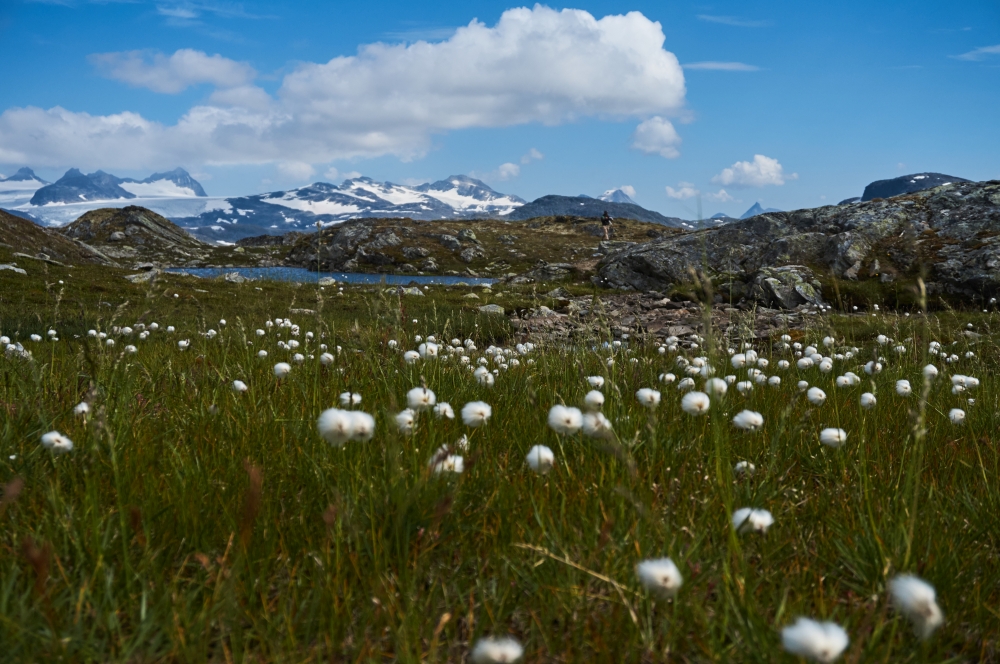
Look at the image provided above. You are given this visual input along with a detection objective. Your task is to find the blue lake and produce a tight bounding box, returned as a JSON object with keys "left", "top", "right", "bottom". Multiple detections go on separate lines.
{"left": 166, "top": 266, "right": 496, "bottom": 286}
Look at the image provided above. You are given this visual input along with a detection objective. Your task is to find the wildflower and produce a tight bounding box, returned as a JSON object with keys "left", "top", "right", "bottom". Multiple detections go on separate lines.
{"left": 257, "top": 350, "right": 268, "bottom": 358}
{"left": 454, "top": 434, "right": 469, "bottom": 451}
{"left": 864, "top": 361, "right": 882, "bottom": 375}
{"left": 636, "top": 557, "right": 683, "bottom": 599}
{"left": 777, "top": 360, "right": 790, "bottom": 370}
{"left": 823, "top": 336, "right": 835, "bottom": 347}
{"left": 526, "top": 445, "right": 555, "bottom": 474}
{"left": 895, "top": 379, "right": 912, "bottom": 396}
{"left": 705, "top": 377, "right": 728, "bottom": 397}
{"left": 677, "top": 377, "right": 695, "bottom": 391}
{"left": 877, "top": 334, "right": 888, "bottom": 345}
{"left": 889, "top": 575, "right": 944, "bottom": 639}
{"left": 470, "top": 636, "right": 523, "bottom": 663}
{"left": 732, "top": 410, "right": 764, "bottom": 431}
{"left": 582, "top": 412, "right": 613, "bottom": 438}
{"left": 735, "top": 381, "right": 753, "bottom": 394}
{"left": 178, "top": 339, "right": 190, "bottom": 351}
{"left": 835, "top": 376, "right": 851, "bottom": 388}
{"left": 659, "top": 372, "right": 676, "bottom": 384}
{"left": 768, "top": 375, "right": 782, "bottom": 387}
{"left": 948, "top": 408, "right": 965, "bottom": 424}
{"left": 781, "top": 617, "right": 849, "bottom": 663}
{"left": 819, "top": 428, "right": 848, "bottom": 447}
{"left": 797, "top": 380, "right": 809, "bottom": 392}
{"left": 731, "top": 353, "right": 747, "bottom": 369}
{"left": 318, "top": 408, "right": 354, "bottom": 446}
{"left": 797, "top": 357, "right": 814, "bottom": 370}
{"left": 431, "top": 454, "right": 464, "bottom": 474}
{"left": 860, "top": 393, "right": 876, "bottom": 409}
{"left": 30, "top": 334, "right": 42, "bottom": 342}
{"left": 819, "top": 359, "right": 833, "bottom": 373}
{"left": 166, "top": 326, "right": 176, "bottom": 333}
{"left": 461, "top": 401, "right": 492, "bottom": 427}
{"left": 475, "top": 367, "right": 496, "bottom": 387}
{"left": 232, "top": 380, "right": 248, "bottom": 393}
{"left": 320, "top": 352, "right": 335, "bottom": 366}
{"left": 418, "top": 342, "right": 439, "bottom": 359}
{"left": 586, "top": 375, "right": 605, "bottom": 388}
{"left": 584, "top": 390, "right": 605, "bottom": 411}
{"left": 395, "top": 409, "right": 416, "bottom": 435}
{"left": 40, "top": 431, "right": 74, "bottom": 454}
{"left": 273, "top": 362, "right": 292, "bottom": 379}
{"left": 387, "top": 339, "right": 398, "bottom": 349}
{"left": 74, "top": 402, "right": 89, "bottom": 417}
{"left": 548, "top": 405, "right": 583, "bottom": 434}
{"left": 125, "top": 344, "right": 137, "bottom": 354}
{"left": 339, "top": 392, "right": 362, "bottom": 406}
{"left": 757, "top": 358, "right": 769, "bottom": 369}
{"left": 403, "top": 350, "right": 420, "bottom": 364}
{"left": 680, "top": 391, "right": 710, "bottom": 416}
{"left": 433, "top": 402, "right": 455, "bottom": 419}
{"left": 292, "top": 353, "right": 305, "bottom": 364}
{"left": 106, "top": 339, "right": 115, "bottom": 347}
{"left": 407, "top": 387, "right": 436, "bottom": 411}
{"left": 732, "top": 507, "right": 774, "bottom": 534}
{"left": 807, "top": 387, "right": 827, "bottom": 406}
{"left": 734, "top": 460, "right": 756, "bottom": 476}
{"left": 635, "top": 388, "right": 661, "bottom": 409}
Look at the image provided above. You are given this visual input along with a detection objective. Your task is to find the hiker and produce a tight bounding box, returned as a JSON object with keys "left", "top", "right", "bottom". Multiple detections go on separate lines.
{"left": 601, "top": 210, "right": 614, "bottom": 240}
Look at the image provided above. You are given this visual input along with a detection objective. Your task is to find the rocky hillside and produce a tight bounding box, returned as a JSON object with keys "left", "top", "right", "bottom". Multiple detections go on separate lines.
{"left": 58, "top": 206, "right": 212, "bottom": 267}
{"left": 596, "top": 180, "right": 1000, "bottom": 306}
{"left": 505, "top": 195, "right": 687, "bottom": 227}
{"left": 286, "top": 215, "right": 679, "bottom": 277}
{"left": 0, "top": 209, "right": 112, "bottom": 266}
{"left": 862, "top": 172, "right": 969, "bottom": 201}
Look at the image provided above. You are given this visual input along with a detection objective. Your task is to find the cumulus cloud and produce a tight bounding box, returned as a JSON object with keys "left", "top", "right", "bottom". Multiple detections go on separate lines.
{"left": 697, "top": 15, "right": 772, "bottom": 28}
{"left": 665, "top": 182, "right": 699, "bottom": 199}
{"left": 520, "top": 147, "right": 544, "bottom": 164}
{"left": 952, "top": 44, "right": 1000, "bottom": 61}
{"left": 323, "top": 167, "right": 362, "bottom": 182}
{"left": 711, "top": 154, "right": 796, "bottom": 187}
{"left": 618, "top": 184, "right": 636, "bottom": 197}
{"left": 631, "top": 116, "right": 681, "bottom": 158}
{"left": 277, "top": 161, "right": 315, "bottom": 181}
{"left": 1, "top": 7, "right": 686, "bottom": 170}
{"left": 706, "top": 188, "right": 734, "bottom": 202}
{"left": 88, "top": 49, "right": 256, "bottom": 93}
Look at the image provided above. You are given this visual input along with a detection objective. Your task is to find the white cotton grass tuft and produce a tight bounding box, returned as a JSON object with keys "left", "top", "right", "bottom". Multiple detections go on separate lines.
{"left": 232, "top": 380, "right": 248, "bottom": 393}
{"left": 732, "top": 508, "right": 774, "bottom": 534}
{"left": 548, "top": 405, "right": 583, "bottom": 434}
{"left": 257, "top": 350, "right": 268, "bottom": 358}
{"left": 339, "top": 392, "right": 362, "bottom": 406}
{"left": 895, "top": 379, "right": 912, "bottom": 397}
{"left": 636, "top": 557, "right": 683, "bottom": 599}
{"left": 430, "top": 453, "right": 464, "bottom": 474}
{"left": 584, "top": 390, "right": 605, "bottom": 411}
{"left": 923, "top": 364, "right": 939, "bottom": 380}
{"left": 526, "top": 445, "right": 555, "bottom": 474}
{"left": 317, "top": 408, "right": 354, "bottom": 446}
{"left": 587, "top": 375, "right": 605, "bottom": 389}
{"left": 474, "top": 366, "right": 496, "bottom": 387}
{"left": 948, "top": 408, "right": 965, "bottom": 424}
{"left": 889, "top": 574, "right": 944, "bottom": 639}
{"left": 705, "top": 377, "right": 727, "bottom": 398}
{"left": 807, "top": 387, "right": 827, "bottom": 406}
{"left": 348, "top": 412, "right": 375, "bottom": 441}
{"left": 273, "top": 362, "right": 292, "bottom": 379}
{"left": 403, "top": 350, "right": 420, "bottom": 364}
{"left": 395, "top": 409, "right": 416, "bottom": 435}
{"left": 860, "top": 393, "right": 877, "bottom": 409}
{"left": 470, "top": 636, "right": 524, "bottom": 663}
{"left": 732, "top": 410, "right": 764, "bottom": 432}
{"left": 734, "top": 460, "right": 756, "bottom": 476}
{"left": 320, "top": 352, "right": 335, "bottom": 366}
{"left": 819, "top": 428, "right": 848, "bottom": 448}
{"left": 406, "top": 387, "right": 436, "bottom": 411}
{"left": 433, "top": 402, "right": 455, "bottom": 419}
{"left": 635, "top": 388, "right": 661, "bottom": 409}
{"left": 74, "top": 402, "right": 90, "bottom": 417}
{"left": 40, "top": 431, "right": 74, "bottom": 454}
{"left": 680, "top": 391, "right": 710, "bottom": 415}
{"left": 582, "top": 412, "right": 613, "bottom": 438}
{"left": 781, "top": 617, "right": 849, "bottom": 663}
{"left": 461, "top": 401, "right": 492, "bottom": 427}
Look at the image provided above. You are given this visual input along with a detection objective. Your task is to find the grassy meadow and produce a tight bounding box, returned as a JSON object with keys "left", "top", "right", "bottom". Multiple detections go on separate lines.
{"left": 1, "top": 258, "right": 998, "bottom": 662}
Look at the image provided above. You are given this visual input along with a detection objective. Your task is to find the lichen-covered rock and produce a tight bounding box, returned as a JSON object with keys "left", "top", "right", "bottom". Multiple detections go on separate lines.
{"left": 459, "top": 246, "right": 487, "bottom": 263}
{"left": 478, "top": 304, "right": 504, "bottom": 314}
{"left": 439, "top": 234, "right": 461, "bottom": 251}
{"left": 457, "top": 229, "right": 479, "bottom": 243}
{"left": 401, "top": 246, "right": 430, "bottom": 260}
{"left": 596, "top": 180, "right": 1000, "bottom": 299}
{"left": 749, "top": 266, "right": 824, "bottom": 309}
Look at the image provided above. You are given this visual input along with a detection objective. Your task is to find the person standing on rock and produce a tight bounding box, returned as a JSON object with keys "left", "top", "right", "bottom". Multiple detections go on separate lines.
{"left": 601, "top": 210, "right": 614, "bottom": 240}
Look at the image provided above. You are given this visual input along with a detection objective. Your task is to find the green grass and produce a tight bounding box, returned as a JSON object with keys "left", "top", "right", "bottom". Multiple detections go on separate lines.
{"left": 1, "top": 262, "right": 999, "bottom": 662}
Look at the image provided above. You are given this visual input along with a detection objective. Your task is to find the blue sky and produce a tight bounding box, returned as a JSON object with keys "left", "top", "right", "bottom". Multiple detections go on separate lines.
{"left": 1, "top": 0, "right": 997, "bottom": 218}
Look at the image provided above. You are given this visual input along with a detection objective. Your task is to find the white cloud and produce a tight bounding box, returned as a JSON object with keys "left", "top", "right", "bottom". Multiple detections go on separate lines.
{"left": 618, "top": 184, "right": 636, "bottom": 197}
{"left": 278, "top": 161, "right": 315, "bottom": 181}
{"left": 520, "top": 147, "right": 544, "bottom": 164}
{"left": 497, "top": 163, "right": 520, "bottom": 180}
{"left": 711, "top": 154, "right": 796, "bottom": 187}
{"left": 323, "top": 167, "right": 362, "bottom": 182}
{"left": 706, "top": 188, "right": 734, "bottom": 202}
{"left": 665, "top": 181, "right": 699, "bottom": 199}
{"left": 88, "top": 49, "right": 256, "bottom": 93}
{"left": 0, "top": 7, "right": 686, "bottom": 170}
{"left": 682, "top": 61, "right": 759, "bottom": 71}
{"left": 697, "top": 15, "right": 772, "bottom": 28}
{"left": 952, "top": 44, "right": 1000, "bottom": 61}
{"left": 631, "top": 116, "right": 681, "bottom": 158}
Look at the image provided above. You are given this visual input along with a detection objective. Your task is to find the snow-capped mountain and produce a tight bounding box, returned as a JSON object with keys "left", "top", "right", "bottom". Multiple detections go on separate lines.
{"left": 1, "top": 167, "right": 48, "bottom": 184}
{"left": 173, "top": 175, "right": 526, "bottom": 242}
{"left": 29, "top": 167, "right": 207, "bottom": 206}
{"left": 599, "top": 188, "right": 637, "bottom": 205}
